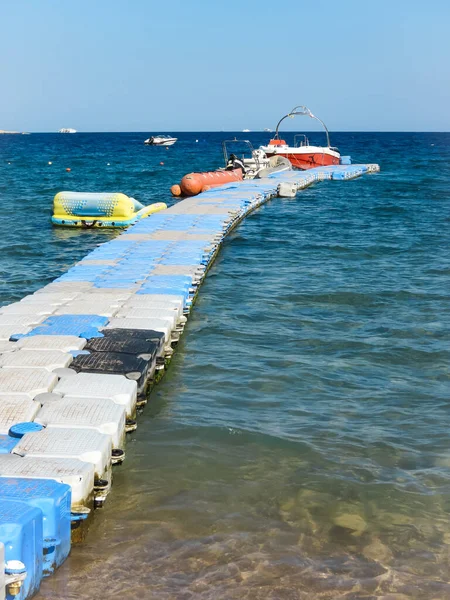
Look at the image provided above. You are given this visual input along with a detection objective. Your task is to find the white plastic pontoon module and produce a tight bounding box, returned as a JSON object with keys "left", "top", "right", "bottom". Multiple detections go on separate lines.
{"left": 115, "top": 233, "right": 156, "bottom": 241}
{"left": 54, "top": 302, "right": 120, "bottom": 317}
{"left": 84, "top": 288, "right": 133, "bottom": 298}
{"left": 121, "top": 299, "right": 184, "bottom": 318}
{"left": 19, "top": 292, "right": 80, "bottom": 306}
{"left": 62, "top": 294, "right": 127, "bottom": 306}
{"left": 125, "top": 294, "right": 186, "bottom": 307}
{"left": 152, "top": 265, "right": 203, "bottom": 276}
{"left": 0, "top": 341, "right": 17, "bottom": 353}
{"left": 147, "top": 230, "right": 187, "bottom": 241}
{"left": 105, "top": 318, "right": 172, "bottom": 343}
{"left": 15, "top": 335, "right": 87, "bottom": 352}
{"left": 0, "top": 325, "right": 31, "bottom": 341}
{"left": 0, "top": 302, "right": 54, "bottom": 316}
{"left": 115, "top": 308, "right": 178, "bottom": 328}
{"left": 36, "top": 397, "right": 126, "bottom": 448}
{"left": 0, "top": 396, "right": 40, "bottom": 435}
{"left": 54, "top": 373, "right": 137, "bottom": 416}
{"left": 12, "top": 427, "right": 112, "bottom": 479}
{"left": 87, "top": 287, "right": 139, "bottom": 296}
{"left": 0, "top": 454, "right": 94, "bottom": 507}
{"left": 0, "top": 368, "right": 58, "bottom": 398}
{"left": 0, "top": 350, "right": 73, "bottom": 371}
{"left": 35, "top": 281, "right": 93, "bottom": 294}
{"left": 0, "top": 314, "right": 46, "bottom": 327}
{"left": 277, "top": 182, "right": 298, "bottom": 198}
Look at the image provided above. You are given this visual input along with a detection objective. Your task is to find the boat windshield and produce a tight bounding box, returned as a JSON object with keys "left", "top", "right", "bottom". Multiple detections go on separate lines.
{"left": 222, "top": 139, "right": 256, "bottom": 166}
{"left": 294, "top": 134, "right": 309, "bottom": 147}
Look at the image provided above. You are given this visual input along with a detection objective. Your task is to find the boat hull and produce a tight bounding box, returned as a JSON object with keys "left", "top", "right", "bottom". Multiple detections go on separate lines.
{"left": 260, "top": 142, "right": 340, "bottom": 170}
{"left": 263, "top": 150, "right": 339, "bottom": 170}
{"left": 144, "top": 137, "right": 177, "bottom": 146}
{"left": 270, "top": 152, "right": 338, "bottom": 169}
{"left": 149, "top": 140, "right": 176, "bottom": 146}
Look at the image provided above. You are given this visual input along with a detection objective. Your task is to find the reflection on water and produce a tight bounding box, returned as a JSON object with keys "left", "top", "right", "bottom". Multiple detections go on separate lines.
{"left": 2, "top": 133, "right": 450, "bottom": 599}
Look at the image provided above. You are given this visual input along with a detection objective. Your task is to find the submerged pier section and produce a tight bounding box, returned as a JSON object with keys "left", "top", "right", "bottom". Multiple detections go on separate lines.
{"left": 0, "top": 164, "right": 378, "bottom": 599}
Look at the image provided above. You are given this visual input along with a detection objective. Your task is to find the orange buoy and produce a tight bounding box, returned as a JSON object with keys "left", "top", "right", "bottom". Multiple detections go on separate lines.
{"left": 179, "top": 168, "right": 243, "bottom": 197}
{"left": 170, "top": 184, "right": 181, "bottom": 197}
{"left": 66, "top": 168, "right": 71, "bottom": 172}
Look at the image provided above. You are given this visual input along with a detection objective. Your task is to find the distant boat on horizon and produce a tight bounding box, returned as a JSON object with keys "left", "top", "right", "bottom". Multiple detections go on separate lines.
{"left": 58, "top": 128, "right": 77, "bottom": 134}
{"left": 144, "top": 134, "right": 177, "bottom": 146}
{"left": 242, "top": 129, "right": 251, "bottom": 133}
{"left": 264, "top": 128, "right": 272, "bottom": 132}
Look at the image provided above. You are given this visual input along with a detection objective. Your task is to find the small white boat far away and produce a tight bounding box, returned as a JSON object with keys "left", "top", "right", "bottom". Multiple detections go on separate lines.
{"left": 58, "top": 128, "right": 77, "bottom": 133}
{"left": 144, "top": 135, "right": 177, "bottom": 146}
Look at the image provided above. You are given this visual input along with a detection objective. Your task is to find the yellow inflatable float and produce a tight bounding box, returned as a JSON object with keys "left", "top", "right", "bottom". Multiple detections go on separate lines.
{"left": 52, "top": 191, "right": 166, "bottom": 228}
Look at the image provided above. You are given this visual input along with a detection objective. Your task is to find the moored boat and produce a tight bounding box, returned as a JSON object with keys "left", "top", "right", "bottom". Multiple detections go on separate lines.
{"left": 260, "top": 106, "right": 340, "bottom": 169}
{"left": 171, "top": 139, "right": 291, "bottom": 197}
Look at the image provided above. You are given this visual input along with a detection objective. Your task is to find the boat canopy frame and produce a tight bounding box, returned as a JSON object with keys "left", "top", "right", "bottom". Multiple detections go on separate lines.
{"left": 273, "top": 105, "right": 331, "bottom": 148}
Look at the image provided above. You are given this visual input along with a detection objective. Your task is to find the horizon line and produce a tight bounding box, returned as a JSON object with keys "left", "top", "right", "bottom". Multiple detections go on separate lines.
{"left": 2, "top": 130, "right": 450, "bottom": 134}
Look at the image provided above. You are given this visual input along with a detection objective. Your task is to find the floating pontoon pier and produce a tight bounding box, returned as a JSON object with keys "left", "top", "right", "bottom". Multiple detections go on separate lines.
{"left": 0, "top": 164, "right": 379, "bottom": 599}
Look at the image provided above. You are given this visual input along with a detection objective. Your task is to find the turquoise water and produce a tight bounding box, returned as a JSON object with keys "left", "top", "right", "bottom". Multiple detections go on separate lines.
{"left": 1, "top": 133, "right": 450, "bottom": 598}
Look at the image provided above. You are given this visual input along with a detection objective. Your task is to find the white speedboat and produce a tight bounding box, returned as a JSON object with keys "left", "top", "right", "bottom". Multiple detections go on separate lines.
{"left": 144, "top": 134, "right": 177, "bottom": 146}
{"left": 58, "top": 128, "right": 77, "bottom": 134}
{"left": 260, "top": 105, "right": 340, "bottom": 169}
{"left": 223, "top": 139, "right": 291, "bottom": 179}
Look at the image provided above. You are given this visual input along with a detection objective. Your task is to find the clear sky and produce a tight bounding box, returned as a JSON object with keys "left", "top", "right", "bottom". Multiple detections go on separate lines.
{"left": 1, "top": 0, "right": 449, "bottom": 132}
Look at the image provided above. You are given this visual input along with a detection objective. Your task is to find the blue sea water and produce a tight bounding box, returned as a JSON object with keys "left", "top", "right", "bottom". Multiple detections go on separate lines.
{"left": 1, "top": 132, "right": 450, "bottom": 599}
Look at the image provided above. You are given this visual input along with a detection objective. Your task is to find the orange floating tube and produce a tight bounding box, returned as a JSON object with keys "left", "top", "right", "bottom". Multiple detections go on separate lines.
{"left": 176, "top": 168, "right": 243, "bottom": 197}
{"left": 170, "top": 184, "right": 182, "bottom": 197}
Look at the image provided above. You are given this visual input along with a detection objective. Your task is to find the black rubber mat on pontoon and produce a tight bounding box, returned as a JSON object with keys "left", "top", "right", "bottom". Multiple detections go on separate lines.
{"left": 71, "top": 351, "right": 154, "bottom": 392}
{"left": 85, "top": 328, "right": 164, "bottom": 357}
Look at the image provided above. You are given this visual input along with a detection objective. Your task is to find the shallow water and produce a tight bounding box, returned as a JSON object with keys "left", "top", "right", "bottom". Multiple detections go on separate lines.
{"left": 1, "top": 132, "right": 450, "bottom": 599}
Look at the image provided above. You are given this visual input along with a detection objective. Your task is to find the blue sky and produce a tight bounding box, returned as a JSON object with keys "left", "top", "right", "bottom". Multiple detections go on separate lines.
{"left": 1, "top": 0, "right": 448, "bottom": 131}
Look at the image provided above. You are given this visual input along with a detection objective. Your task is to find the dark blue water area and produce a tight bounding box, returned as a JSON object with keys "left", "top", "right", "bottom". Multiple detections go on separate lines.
{"left": 2, "top": 133, "right": 450, "bottom": 599}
